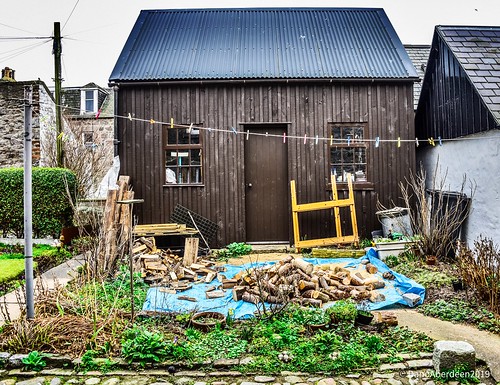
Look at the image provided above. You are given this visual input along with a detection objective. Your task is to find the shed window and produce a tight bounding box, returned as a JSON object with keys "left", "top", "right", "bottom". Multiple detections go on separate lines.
{"left": 329, "top": 123, "right": 367, "bottom": 183}
{"left": 164, "top": 125, "right": 203, "bottom": 185}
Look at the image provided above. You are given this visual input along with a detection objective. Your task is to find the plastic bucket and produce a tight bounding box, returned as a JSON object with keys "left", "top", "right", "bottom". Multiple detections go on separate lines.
{"left": 375, "top": 207, "right": 413, "bottom": 238}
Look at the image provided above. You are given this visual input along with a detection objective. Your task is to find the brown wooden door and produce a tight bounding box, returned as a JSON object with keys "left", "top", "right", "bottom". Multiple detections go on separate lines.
{"left": 244, "top": 125, "right": 289, "bottom": 243}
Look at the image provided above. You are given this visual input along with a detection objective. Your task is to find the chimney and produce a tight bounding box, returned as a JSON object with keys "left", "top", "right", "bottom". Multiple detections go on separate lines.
{"left": 1, "top": 67, "right": 15, "bottom": 81}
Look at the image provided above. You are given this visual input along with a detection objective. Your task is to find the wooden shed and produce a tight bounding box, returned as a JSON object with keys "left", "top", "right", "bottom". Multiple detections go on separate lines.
{"left": 415, "top": 26, "right": 500, "bottom": 246}
{"left": 109, "top": 8, "right": 418, "bottom": 247}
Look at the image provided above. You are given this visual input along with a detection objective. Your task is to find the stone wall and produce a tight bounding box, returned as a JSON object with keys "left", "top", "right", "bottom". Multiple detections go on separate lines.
{"left": 0, "top": 81, "right": 52, "bottom": 168}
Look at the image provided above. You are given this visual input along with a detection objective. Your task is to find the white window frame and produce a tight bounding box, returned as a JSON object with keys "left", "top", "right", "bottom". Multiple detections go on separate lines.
{"left": 80, "top": 89, "right": 98, "bottom": 114}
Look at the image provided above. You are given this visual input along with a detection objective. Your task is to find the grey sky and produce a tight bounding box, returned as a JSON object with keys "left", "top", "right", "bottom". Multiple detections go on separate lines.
{"left": 1, "top": 0, "right": 499, "bottom": 88}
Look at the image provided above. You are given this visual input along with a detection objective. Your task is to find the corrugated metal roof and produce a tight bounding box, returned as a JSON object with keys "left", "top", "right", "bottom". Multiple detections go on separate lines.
{"left": 438, "top": 25, "right": 500, "bottom": 124}
{"left": 110, "top": 8, "right": 418, "bottom": 82}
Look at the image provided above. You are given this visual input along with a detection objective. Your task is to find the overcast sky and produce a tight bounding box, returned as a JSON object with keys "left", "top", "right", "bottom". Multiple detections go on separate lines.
{"left": 1, "top": 0, "right": 499, "bottom": 88}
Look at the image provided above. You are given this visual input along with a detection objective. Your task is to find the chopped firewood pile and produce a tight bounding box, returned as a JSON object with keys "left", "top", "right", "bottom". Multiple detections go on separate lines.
{"left": 233, "top": 255, "right": 392, "bottom": 307}
{"left": 133, "top": 236, "right": 394, "bottom": 308}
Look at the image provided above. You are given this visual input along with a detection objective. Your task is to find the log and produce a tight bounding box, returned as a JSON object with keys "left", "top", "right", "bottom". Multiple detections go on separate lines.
{"left": 301, "top": 298, "right": 322, "bottom": 307}
{"left": 365, "top": 263, "right": 378, "bottom": 274}
{"left": 319, "top": 276, "right": 330, "bottom": 290}
{"left": 277, "top": 263, "right": 293, "bottom": 276}
{"left": 314, "top": 290, "right": 331, "bottom": 303}
{"left": 222, "top": 278, "right": 238, "bottom": 289}
{"left": 298, "top": 280, "right": 316, "bottom": 291}
{"left": 291, "top": 258, "right": 314, "bottom": 275}
{"left": 232, "top": 286, "right": 247, "bottom": 301}
{"left": 350, "top": 274, "right": 365, "bottom": 286}
{"left": 206, "top": 290, "right": 226, "bottom": 299}
{"left": 242, "top": 292, "right": 260, "bottom": 305}
{"left": 183, "top": 238, "right": 199, "bottom": 267}
{"left": 370, "top": 291, "right": 386, "bottom": 303}
{"left": 205, "top": 272, "right": 216, "bottom": 283}
{"left": 368, "top": 280, "right": 385, "bottom": 290}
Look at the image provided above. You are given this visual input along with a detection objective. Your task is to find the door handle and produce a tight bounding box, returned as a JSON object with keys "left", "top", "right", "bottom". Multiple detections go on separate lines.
{"left": 247, "top": 183, "right": 252, "bottom": 188}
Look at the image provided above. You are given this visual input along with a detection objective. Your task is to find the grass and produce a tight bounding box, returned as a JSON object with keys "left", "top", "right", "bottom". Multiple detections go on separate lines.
{"left": 0, "top": 259, "right": 25, "bottom": 283}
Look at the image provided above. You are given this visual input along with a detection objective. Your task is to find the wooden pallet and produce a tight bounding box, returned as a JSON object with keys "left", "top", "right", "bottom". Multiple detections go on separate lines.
{"left": 133, "top": 223, "right": 198, "bottom": 237}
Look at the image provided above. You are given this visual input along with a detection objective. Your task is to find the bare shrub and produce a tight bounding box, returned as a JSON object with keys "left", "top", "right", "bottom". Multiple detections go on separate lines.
{"left": 41, "top": 116, "right": 113, "bottom": 199}
{"left": 458, "top": 237, "right": 500, "bottom": 315}
{"left": 399, "top": 166, "right": 474, "bottom": 260}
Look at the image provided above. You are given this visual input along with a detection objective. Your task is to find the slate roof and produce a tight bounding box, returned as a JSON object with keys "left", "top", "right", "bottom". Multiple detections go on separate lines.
{"left": 110, "top": 8, "right": 418, "bottom": 82}
{"left": 404, "top": 45, "right": 430, "bottom": 110}
{"left": 61, "top": 83, "right": 113, "bottom": 118}
{"left": 438, "top": 25, "right": 500, "bottom": 123}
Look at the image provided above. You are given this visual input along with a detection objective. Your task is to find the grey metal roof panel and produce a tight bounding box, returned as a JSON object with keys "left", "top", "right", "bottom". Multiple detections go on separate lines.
{"left": 438, "top": 25, "right": 500, "bottom": 123}
{"left": 110, "top": 8, "right": 418, "bottom": 82}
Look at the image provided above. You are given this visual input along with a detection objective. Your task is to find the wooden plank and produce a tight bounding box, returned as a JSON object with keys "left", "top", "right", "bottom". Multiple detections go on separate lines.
{"left": 182, "top": 238, "right": 199, "bottom": 267}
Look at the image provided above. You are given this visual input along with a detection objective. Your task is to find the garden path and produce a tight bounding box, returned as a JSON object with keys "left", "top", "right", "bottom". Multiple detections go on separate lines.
{"left": 0, "top": 255, "right": 84, "bottom": 326}
{"left": 393, "top": 308, "right": 500, "bottom": 382}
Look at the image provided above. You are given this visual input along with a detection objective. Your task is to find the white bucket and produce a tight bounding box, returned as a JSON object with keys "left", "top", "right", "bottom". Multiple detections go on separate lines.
{"left": 375, "top": 207, "right": 413, "bottom": 237}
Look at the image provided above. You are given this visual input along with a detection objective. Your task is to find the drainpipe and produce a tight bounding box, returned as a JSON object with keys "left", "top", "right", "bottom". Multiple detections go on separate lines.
{"left": 112, "top": 85, "right": 119, "bottom": 157}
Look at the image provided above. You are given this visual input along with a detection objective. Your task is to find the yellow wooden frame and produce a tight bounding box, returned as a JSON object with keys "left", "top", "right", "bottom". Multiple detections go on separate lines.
{"left": 290, "top": 174, "right": 359, "bottom": 251}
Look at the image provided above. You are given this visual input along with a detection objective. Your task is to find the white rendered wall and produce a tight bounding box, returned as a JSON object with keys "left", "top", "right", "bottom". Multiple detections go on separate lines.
{"left": 417, "top": 130, "right": 500, "bottom": 248}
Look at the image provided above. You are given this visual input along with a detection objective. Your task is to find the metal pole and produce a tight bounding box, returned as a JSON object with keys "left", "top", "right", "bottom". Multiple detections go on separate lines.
{"left": 24, "top": 86, "right": 35, "bottom": 319}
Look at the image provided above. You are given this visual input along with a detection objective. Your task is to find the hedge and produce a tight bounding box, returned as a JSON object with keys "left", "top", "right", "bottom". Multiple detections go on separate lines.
{"left": 0, "top": 167, "right": 77, "bottom": 238}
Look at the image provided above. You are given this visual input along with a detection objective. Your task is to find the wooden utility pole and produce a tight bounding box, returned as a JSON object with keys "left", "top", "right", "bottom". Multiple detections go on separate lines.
{"left": 53, "top": 21, "right": 63, "bottom": 167}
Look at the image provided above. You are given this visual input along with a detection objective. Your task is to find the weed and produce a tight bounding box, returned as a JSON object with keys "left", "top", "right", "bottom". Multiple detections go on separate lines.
{"left": 327, "top": 299, "right": 358, "bottom": 324}
{"left": 226, "top": 242, "right": 252, "bottom": 257}
{"left": 22, "top": 351, "right": 47, "bottom": 372}
{"left": 121, "top": 327, "right": 169, "bottom": 366}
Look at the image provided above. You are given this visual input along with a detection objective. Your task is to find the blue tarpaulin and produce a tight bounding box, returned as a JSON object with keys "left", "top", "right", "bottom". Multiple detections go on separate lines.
{"left": 142, "top": 248, "right": 425, "bottom": 319}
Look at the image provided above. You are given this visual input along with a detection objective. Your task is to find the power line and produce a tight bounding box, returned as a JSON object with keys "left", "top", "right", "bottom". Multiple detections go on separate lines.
{"left": 62, "top": 0, "right": 80, "bottom": 32}
{"left": 0, "top": 21, "right": 40, "bottom": 36}
{"left": 0, "top": 39, "right": 51, "bottom": 62}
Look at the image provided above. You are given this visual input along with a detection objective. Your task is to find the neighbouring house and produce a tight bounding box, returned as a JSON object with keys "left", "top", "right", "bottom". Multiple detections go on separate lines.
{"left": 109, "top": 8, "right": 419, "bottom": 247}
{"left": 415, "top": 26, "right": 500, "bottom": 246}
{"left": 60, "top": 82, "right": 115, "bottom": 183}
{"left": 404, "top": 45, "right": 431, "bottom": 111}
{"left": 0, "top": 67, "right": 56, "bottom": 168}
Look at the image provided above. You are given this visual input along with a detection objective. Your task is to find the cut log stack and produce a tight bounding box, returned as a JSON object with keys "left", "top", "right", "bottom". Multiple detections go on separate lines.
{"left": 97, "top": 175, "right": 134, "bottom": 277}
{"left": 232, "top": 255, "right": 388, "bottom": 307}
{"left": 133, "top": 237, "right": 229, "bottom": 299}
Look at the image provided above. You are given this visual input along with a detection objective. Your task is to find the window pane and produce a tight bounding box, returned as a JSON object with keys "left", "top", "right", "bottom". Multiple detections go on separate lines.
{"left": 164, "top": 126, "right": 203, "bottom": 184}
{"left": 178, "top": 129, "right": 190, "bottom": 144}
{"left": 329, "top": 124, "right": 368, "bottom": 183}
{"left": 191, "top": 129, "right": 200, "bottom": 144}
{"left": 343, "top": 148, "right": 354, "bottom": 164}
{"left": 168, "top": 129, "right": 177, "bottom": 145}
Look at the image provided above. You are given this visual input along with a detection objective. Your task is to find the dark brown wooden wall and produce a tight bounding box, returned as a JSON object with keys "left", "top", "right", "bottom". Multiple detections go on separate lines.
{"left": 416, "top": 37, "right": 497, "bottom": 139}
{"left": 116, "top": 81, "right": 415, "bottom": 246}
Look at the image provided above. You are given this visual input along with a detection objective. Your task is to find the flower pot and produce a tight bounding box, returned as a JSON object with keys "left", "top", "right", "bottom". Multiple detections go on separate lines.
{"left": 191, "top": 311, "right": 226, "bottom": 332}
{"left": 355, "top": 312, "right": 374, "bottom": 325}
{"left": 307, "top": 323, "right": 329, "bottom": 332}
{"left": 426, "top": 255, "right": 437, "bottom": 265}
{"left": 452, "top": 280, "right": 464, "bottom": 291}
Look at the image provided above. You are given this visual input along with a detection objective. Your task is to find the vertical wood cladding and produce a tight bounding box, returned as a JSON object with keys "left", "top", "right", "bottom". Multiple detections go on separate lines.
{"left": 416, "top": 38, "right": 497, "bottom": 140}
{"left": 117, "top": 81, "right": 414, "bottom": 246}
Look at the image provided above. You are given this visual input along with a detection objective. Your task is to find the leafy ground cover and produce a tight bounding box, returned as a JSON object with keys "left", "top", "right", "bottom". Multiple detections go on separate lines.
{"left": 0, "top": 265, "right": 435, "bottom": 374}
{"left": 386, "top": 250, "right": 500, "bottom": 334}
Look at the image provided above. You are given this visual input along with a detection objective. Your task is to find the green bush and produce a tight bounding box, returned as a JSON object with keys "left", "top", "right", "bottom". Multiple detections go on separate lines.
{"left": 0, "top": 167, "right": 77, "bottom": 238}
